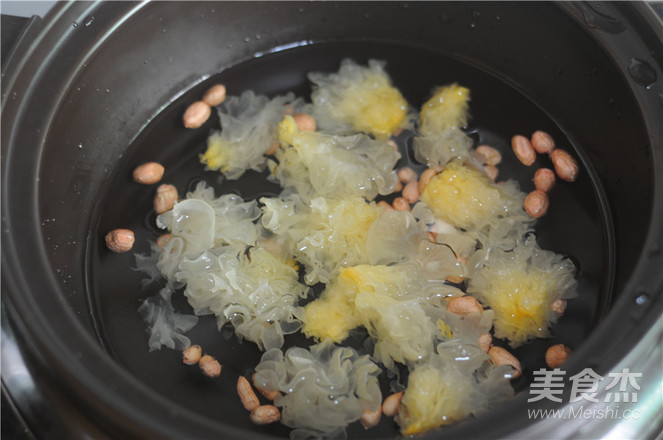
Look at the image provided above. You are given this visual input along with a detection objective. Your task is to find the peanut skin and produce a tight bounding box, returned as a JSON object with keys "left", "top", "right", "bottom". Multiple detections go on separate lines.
{"left": 249, "top": 405, "right": 281, "bottom": 425}
{"left": 183, "top": 101, "right": 212, "bottom": 129}
{"left": 488, "top": 346, "right": 522, "bottom": 378}
{"left": 402, "top": 182, "right": 419, "bottom": 204}
{"left": 545, "top": 344, "right": 572, "bottom": 368}
{"left": 265, "top": 142, "right": 279, "bottom": 156}
{"left": 534, "top": 168, "right": 556, "bottom": 192}
{"left": 550, "top": 298, "right": 567, "bottom": 316}
{"left": 476, "top": 145, "right": 502, "bottom": 166}
{"left": 483, "top": 164, "right": 499, "bottom": 182}
{"left": 392, "top": 197, "right": 410, "bottom": 212}
{"left": 377, "top": 200, "right": 393, "bottom": 211}
{"left": 550, "top": 149, "right": 579, "bottom": 182}
{"left": 293, "top": 113, "right": 316, "bottom": 132}
{"left": 478, "top": 333, "right": 492, "bottom": 353}
{"left": 133, "top": 162, "right": 164, "bottom": 185}
{"left": 524, "top": 190, "right": 549, "bottom": 218}
{"left": 154, "top": 184, "right": 178, "bottom": 214}
{"left": 199, "top": 355, "right": 222, "bottom": 378}
{"left": 511, "top": 135, "right": 536, "bottom": 166}
{"left": 237, "top": 376, "right": 260, "bottom": 412}
{"left": 156, "top": 233, "right": 172, "bottom": 248}
{"left": 182, "top": 345, "right": 202, "bottom": 365}
{"left": 252, "top": 373, "right": 280, "bottom": 400}
{"left": 382, "top": 391, "right": 403, "bottom": 417}
{"left": 418, "top": 168, "right": 438, "bottom": 195}
{"left": 105, "top": 229, "right": 135, "bottom": 253}
{"left": 397, "top": 167, "right": 418, "bottom": 184}
{"left": 531, "top": 131, "right": 556, "bottom": 154}
{"left": 359, "top": 408, "right": 382, "bottom": 429}
{"left": 202, "top": 84, "right": 227, "bottom": 107}
{"left": 446, "top": 296, "right": 483, "bottom": 315}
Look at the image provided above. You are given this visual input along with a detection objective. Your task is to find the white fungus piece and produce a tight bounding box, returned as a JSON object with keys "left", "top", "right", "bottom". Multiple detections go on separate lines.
{"left": 420, "top": 161, "right": 529, "bottom": 234}
{"left": 466, "top": 234, "right": 577, "bottom": 347}
{"left": 133, "top": 241, "right": 164, "bottom": 287}
{"left": 137, "top": 290, "right": 199, "bottom": 351}
{"left": 200, "top": 91, "right": 308, "bottom": 179}
{"left": 253, "top": 340, "right": 382, "bottom": 439}
{"left": 365, "top": 209, "right": 429, "bottom": 266}
{"left": 413, "top": 130, "right": 474, "bottom": 168}
{"left": 271, "top": 115, "right": 400, "bottom": 203}
{"left": 396, "top": 346, "right": 513, "bottom": 435}
{"left": 156, "top": 182, "right": 263, "bottom": 255}
{"left": 413, "top": 84, "right": 474, "bottom": 167}
{"left": 156, "top": 198, "right": 216, "bottom": 258}
{"left": 151, "top": 182, "right": 309, "bottom": 350}
{"left": 308, "top": 59, "right": 412, "bottom": 139}
{"left": 261, "top": 195, "right": 384, "bottom": 286}
{"left": 176, "top": 246, "right": 308, "bottom": 350}
{"left": 302, "top": 259, "right": 463, "bottom": 371}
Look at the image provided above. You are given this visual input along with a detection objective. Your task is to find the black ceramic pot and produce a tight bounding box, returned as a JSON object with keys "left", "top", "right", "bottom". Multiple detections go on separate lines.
{"left": 2, "top": 2, "right": 662, "bottom": 439}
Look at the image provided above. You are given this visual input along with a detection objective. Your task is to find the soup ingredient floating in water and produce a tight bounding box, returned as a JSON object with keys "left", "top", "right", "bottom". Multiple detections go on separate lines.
{"left": 128, "top": 58, "right": 581, "bottom": 438}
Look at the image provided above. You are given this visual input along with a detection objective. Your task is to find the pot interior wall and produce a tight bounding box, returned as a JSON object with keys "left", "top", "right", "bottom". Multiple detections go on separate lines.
{"left": 4, "top": 1, "right": 659, "bottom": 438}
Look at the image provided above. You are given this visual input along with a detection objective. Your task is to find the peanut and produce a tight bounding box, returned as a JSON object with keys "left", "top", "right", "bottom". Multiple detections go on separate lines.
{"left": 182, "top": 345, "right": 202, "bottom": 365}
{"left": 202, "top": 84, "right": 227, "bottom": 107}
{"left": 360, "top": 408, "right": 382, "bottom": 429}
{"left": 377, "top": 200, "right": 393, "bottom": 211}
{"left": 511, "top": 135, "right": 536, "bottom": 166}
{"left": 154, "top": 184, "right": 178, "bottom": 214}
{"left": 531, "top": 130, "right": 556, "bottom": 154}
{"left": 446, "top": 296, "right": 483, "bottom": 315}
{"left": 445, "top": 275, "right": 465, "bottom": 284}
{"left": 105, "top": 229, "right": 135, "bottom": 253}
{"left": 545, "top": 344, "right": 572, "bottom": 368}
{"left": 382, "top": 391, "right": 403, "bottom": 417}
{"left": 252, "top": 374, "right": 280, "bottom": 400}
{"left": 418, "top": 167, "right": 438, "bottom": 195}
{"left": 550, "top": 298, "right": 567, "bottom": 316}
{"left": 156, "top": 233, "right": 172, "bottom": 248}
{"left": 237, "top": 376, "right": 260, "bottom": 411}
{"left": 402, "top": 181, "right": 419, "bottom": 204}
{"left": 478, "top": 333, "right": 492, "bottom": 353}
{"left": 483, "top": 164, "right": 499, "bottom": 182}
{"left": 199, "top": 355, "right": 222, "bottom": 378}
{"left": 524, "top": 190, "right": 549, "bottom": 218}
{"left": 488, "top": 346, "right": 522, "bottom": 378}
{"left": 133, "top": 162, "right": 164, "bottom": 185}
{"left": 293, "top": 113, "right": 316, "bottom": 132}
{"left": 249, "top": 405, "right": 281, "bottom": 425}
{"left": 392, "top": 197, "right": 410, "bottom": 212}
{"left": 397, "top": 166, "right": 418, "bottom": 184}
{"left": 550, "top": 149, "right": 579, "bottom": 182}
{"left": 476, "top": 145, "right": 502, "bottom": 166}
{"left": 534, "top": 168, "right": 556, "bottom": 192}
{"left": 265, "top": 142, "right": 279, "bottom": 156}
{"left": 183, "top": 101, "right": 212, "bottom": 129}
{"left": 393, "top": 181, "right": 403, "bottom": 193}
